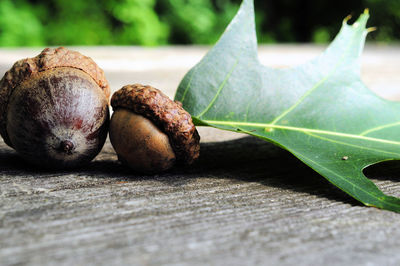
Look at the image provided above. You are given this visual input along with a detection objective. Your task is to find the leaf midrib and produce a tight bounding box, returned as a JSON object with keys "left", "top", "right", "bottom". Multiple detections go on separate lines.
{"left": 303, "top": 131, "right": 400, "bottom": 157}
{"left": 202, "top": 120, "right": 400, "bottom": 146}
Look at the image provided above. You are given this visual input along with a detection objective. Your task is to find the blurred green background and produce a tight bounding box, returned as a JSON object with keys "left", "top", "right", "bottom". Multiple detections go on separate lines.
{"left": 0, "top": 0, "right": 399, "bottom": 47}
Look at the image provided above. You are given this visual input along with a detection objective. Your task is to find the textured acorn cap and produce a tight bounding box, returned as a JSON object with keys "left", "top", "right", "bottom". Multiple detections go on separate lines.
{"left": 0, "top": 47, "right": 110, "bottom": 146}
{"left": 111, "top": 84, "right": 200, "bottom": 165}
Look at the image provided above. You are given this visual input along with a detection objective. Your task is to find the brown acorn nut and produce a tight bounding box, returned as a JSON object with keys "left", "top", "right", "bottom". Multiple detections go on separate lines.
{"left": 110, "top": 84, "right": 200, "bottom": 174}
{"left": 0, "top": 47, "right": 110, "bottom": 168}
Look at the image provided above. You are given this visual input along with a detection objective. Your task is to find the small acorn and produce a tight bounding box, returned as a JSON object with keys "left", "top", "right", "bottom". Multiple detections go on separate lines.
{"left": 0, "top": 47, "right": 110, "bottom": 168}
{"left": 110, "top": 84, "right": 200, "bottom": 174}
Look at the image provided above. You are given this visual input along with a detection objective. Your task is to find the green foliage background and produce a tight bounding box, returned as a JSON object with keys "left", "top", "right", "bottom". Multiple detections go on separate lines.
{"left": 0, "top": 0, "right": 399, "bottom": 47}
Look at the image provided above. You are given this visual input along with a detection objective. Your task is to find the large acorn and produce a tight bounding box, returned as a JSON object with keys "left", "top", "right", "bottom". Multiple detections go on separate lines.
{"left": 110, "top": 84, "right": 200, "bottom": 174}
{"left": 0, "top": 47, "right": 110, "bottom": 168}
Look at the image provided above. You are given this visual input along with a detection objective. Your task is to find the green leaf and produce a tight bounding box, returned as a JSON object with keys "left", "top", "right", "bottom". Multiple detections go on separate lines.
{"left": 175, "top": 0, "right": 400, "bottom": 212}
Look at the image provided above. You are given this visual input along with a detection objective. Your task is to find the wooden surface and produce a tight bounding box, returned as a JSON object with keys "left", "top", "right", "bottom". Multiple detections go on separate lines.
{"left": 1, "top": 45, "right": 400, "bottom": 266}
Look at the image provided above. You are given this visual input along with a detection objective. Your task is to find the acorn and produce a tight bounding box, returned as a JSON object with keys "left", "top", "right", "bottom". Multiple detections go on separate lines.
{"left": 0, "top": 47, "right": 110, "bottom": 168}
{"left": 110, "top": 84, "right": 200, "bottom": 174}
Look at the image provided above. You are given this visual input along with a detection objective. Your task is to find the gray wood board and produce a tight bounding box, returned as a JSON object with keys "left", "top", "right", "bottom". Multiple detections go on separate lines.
{"left": 1, "top": 136, "right": 400, "bottom": 266}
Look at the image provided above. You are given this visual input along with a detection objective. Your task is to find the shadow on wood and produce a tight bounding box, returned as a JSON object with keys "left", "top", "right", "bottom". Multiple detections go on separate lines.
{"left": 174, "top": 136, "right": 363, "bottom": 207}
{"left": 0, "top": 143, "right": 130, "bottom": 178}
{"left": 364, "top": 160, "right": 400, "bottom": 182}
{"left": 2, "top": 136, "right": 398, "bottom": 206}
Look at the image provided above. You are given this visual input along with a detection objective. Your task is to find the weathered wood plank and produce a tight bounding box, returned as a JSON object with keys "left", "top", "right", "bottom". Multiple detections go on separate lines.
{"left": 1, "top": 46, "right": 400, "bottom": 266}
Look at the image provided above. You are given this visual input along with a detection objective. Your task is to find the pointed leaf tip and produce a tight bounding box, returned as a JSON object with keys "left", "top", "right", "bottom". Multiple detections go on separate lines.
{"left": 343, "top": 14, "right": 352, "bottom": 24}
{"left": 343, "top": 11, "right": 369, "bottom": 28}
{"left": 356, "top": 10, "right": 370, "bottom": 27}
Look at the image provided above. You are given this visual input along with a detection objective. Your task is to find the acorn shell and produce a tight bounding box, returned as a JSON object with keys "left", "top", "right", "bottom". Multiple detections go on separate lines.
{"left": 0, "top": 47, "right": 110, "bottom": 168}
{"left": 110, "top": 109, "right": 176, "bottom": 173}
{"left": 111, "top": 84, "right": 200, "bottom": 165}
{"left": 0, "top": 47, "right": 110, "bottom": 147}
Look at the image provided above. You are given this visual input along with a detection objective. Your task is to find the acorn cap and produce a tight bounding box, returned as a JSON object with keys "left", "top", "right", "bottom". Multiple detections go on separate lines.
{"left": 111, "top": 84, "right": 200, "bottom": 164}
{"left": 0, "top": 47, "right": 110, "bottom": 146}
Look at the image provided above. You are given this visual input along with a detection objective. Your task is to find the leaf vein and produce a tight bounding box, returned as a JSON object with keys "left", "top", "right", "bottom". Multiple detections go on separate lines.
{"left": 197, "top": 59, "right": 239, "bottom": 118}
{"left": 303, "top": 132, "right": 400, "bottom": 157}
{"left": 291, "top": 148, "right": 399, "bottom": 208}
{"left": 360, "top": 121, "right": 400, "bottom": 136}
{"left": 202, "top": 120, "right": 400, "bottom": 146}
{"left": 269, "top": 30, "right": 357, "bottom": 125}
